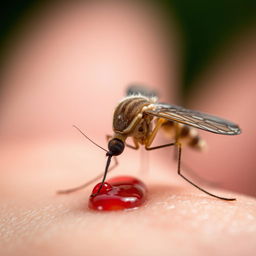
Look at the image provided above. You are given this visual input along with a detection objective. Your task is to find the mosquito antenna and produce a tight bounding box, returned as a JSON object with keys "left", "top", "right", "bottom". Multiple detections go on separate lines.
{"left": 73, "top": 125, "right": 108, "bottom": 153}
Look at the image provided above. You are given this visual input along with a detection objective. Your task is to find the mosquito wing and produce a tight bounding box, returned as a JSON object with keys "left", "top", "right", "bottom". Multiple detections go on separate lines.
{"left": 145, "top": 103, "right": 241, "bottom": 135}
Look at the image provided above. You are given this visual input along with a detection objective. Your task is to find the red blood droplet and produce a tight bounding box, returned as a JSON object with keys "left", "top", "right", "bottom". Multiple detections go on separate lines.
{"left": 89, "top": 176, "right": 147, "bottom": 211}
{"left": 91, "top": 182, "right": 112, "bottom": 195}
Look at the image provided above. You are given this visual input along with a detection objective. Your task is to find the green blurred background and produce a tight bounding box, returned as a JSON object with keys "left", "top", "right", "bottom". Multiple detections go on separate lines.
{"left": 1, "top": 0, "right": 255, "bottom": 98}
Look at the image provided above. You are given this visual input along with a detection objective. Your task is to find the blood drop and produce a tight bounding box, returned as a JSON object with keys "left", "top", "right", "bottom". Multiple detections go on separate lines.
{"left": 89, "top": 176, "right": 147, "bottom": 211}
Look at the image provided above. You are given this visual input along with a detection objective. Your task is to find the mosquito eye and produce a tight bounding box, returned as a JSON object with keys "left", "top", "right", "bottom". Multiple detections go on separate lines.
{"left": 138, "top": 127, "right": 144, "bottom": 132}
{"left": 108, "top": 139, "right": 125, "bottom": 156}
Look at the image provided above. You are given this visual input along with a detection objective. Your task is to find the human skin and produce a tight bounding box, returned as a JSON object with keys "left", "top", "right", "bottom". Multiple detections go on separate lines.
{"left": 0, "top": 2, "right": 256, "bottom": 256}
{"left": 0, "top": 143, "right": 255, "bottom": 256}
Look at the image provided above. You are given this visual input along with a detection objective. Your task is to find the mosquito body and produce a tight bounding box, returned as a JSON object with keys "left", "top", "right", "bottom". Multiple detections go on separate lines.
{"left": 59, "top": 86, "right": 241, "bottom": 201}
{"left": 112, "top": 94, "right": 206, "bottom": 152}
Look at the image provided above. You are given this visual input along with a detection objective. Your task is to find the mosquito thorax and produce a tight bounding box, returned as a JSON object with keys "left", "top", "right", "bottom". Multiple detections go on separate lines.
{"left": 113, "top": 96, "right": 151, "bottom": 133}
{"left": 108, "top": 138, "right": 125, "bottom": 156}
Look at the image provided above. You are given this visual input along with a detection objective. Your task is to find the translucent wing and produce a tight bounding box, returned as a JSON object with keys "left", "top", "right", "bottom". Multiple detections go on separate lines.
{"left": 145, "top": 103, "right": 241, "bottom": 135}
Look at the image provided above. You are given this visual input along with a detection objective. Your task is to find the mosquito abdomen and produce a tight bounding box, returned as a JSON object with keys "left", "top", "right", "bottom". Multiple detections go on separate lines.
{"left": 161, "top": 120, "right": 206, "bottom": 150}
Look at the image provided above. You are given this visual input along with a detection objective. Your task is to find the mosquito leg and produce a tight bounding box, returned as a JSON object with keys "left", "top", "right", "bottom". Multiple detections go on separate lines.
{"left": 171, "top": 145, "right": 219, "bottom": 187}
{"left": 176, "top": 144, "right": 236, "bottom": 201}
{"left": 57, "top": 173, "right": 103, "bottom": 194}
{"left": 57, "top": 156, "right": 118, "bottom": 194}
{"left": 126, "top": 144, "right": 138, "bottom": 149}
{"left": 180, "top": 161, "right": 220, "bottom": 187}
{"left": 126, "top": 138, "right": 139, "bottom": 150}
{"left": 145, "top": 142, "right": 175, "bottom": 151}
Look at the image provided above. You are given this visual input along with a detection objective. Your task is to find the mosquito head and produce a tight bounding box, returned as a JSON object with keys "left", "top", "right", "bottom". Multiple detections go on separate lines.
{"left": 107, "top": 138, "right": 125, "bottom": 156}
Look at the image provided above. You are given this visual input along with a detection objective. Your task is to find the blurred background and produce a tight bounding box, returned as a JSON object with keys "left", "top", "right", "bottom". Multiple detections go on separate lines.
{"left": 1, "top": 0, "right": 255, "bottom": 96}
{"left": 0, "top": 0, "right": 255, "bottom": 196}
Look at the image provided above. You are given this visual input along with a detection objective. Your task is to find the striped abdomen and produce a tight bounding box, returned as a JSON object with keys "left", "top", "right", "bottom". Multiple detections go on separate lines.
{"left": 161, "top": 120, "right": 206, "bottom": 150}
{"left": 113, "top": 96, "right": 151, "bottom": 133}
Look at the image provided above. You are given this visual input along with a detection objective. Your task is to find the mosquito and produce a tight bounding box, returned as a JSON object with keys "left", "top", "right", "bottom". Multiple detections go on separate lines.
{"left": 58, "top": 85, "right": 241, "bottom": 200}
